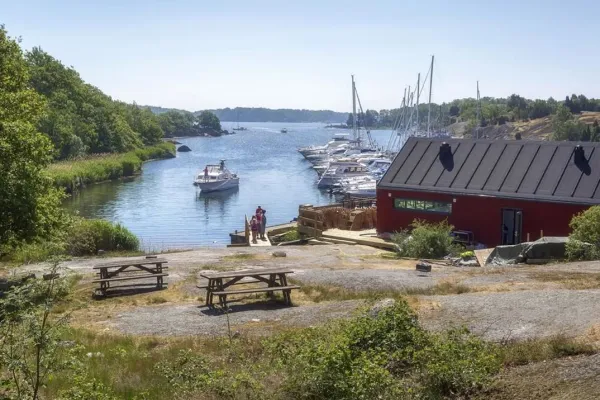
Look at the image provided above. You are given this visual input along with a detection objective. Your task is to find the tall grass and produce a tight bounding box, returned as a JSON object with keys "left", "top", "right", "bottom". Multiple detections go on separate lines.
{"left": 48, "top": 143, "right": 175, "bottom": 193}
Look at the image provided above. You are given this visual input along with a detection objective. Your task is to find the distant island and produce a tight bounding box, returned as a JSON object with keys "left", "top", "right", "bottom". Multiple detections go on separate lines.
{"left": 144, "top": 106, "right": 347, "bottom": 123}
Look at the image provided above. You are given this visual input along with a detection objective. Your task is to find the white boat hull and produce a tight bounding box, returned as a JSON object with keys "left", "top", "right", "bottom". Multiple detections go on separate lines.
{"left": 195, "top": 178, "right": 239, "bottom": 192}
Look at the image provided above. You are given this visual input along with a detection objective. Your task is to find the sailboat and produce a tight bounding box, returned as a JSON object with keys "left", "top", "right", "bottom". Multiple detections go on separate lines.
{"left": 232, "top": 110, "right": 247, "bottom": 131}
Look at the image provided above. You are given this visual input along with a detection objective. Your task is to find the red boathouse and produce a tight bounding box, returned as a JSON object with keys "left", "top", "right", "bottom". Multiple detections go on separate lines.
{"left": 377, "top": 138, "right": 600, "bottom": 247}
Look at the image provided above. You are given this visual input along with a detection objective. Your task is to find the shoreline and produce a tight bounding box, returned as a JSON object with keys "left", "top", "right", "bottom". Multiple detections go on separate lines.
{"left": 48, "top": 143, "right": 176, "bottom": 194}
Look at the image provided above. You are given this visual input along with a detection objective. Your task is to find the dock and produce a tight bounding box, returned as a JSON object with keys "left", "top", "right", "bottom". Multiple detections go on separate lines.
{"left": 321, "top": 228, "right": 396, "bottom": 250}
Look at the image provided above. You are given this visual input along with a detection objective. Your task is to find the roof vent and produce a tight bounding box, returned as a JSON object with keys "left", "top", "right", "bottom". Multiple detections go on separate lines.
{"left": 574, "top": 145, "right": 591, "bottom": 175}
{"left": 439, "top": 142, "right": 454, "bottom": 171}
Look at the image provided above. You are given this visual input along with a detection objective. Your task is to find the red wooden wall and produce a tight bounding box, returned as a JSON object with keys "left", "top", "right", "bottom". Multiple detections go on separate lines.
{"left": 376, "top": 189, "right": 590, "bottom": 247}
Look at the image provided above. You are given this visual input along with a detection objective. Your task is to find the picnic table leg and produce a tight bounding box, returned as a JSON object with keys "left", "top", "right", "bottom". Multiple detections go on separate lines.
{"left": 279, "top": 273, "right": 291, "bottom": 305}
{"left": 205, "top": 279, "right": 214, "bottom": 307}
{"left": 156, "top": 262, "right": 163, "bottom": 288}
{"left": 267, "top": 274, "right": 277, "bottom": 300}
{"left": 217, "top": 279, "right": 226, "bottom": 308}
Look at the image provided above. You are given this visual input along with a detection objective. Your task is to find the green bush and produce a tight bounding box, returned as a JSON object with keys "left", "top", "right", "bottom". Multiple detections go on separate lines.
{"left": 566, "top": 206, "right": 600, "bottom": 260}
{"left": 48, "top": 143, "right": 175, "bottom": 193}
{"left": 393, "top": 219, "right": 459, "bottom": 259}
{"left": 66, "top": 218, "right": 139, "bottom": 256}
{"left": 270, "top": 300, "right": 501, "bottom": 399}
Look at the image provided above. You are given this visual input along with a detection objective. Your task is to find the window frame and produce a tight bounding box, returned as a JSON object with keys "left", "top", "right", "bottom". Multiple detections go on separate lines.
{"left": 393, "top": 198, "right": 452, "bottom": 214}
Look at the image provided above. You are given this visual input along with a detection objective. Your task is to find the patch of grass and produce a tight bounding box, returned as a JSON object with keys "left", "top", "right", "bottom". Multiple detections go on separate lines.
{"left": 48, "top": 143, "right": 175, "bottom": 193}
{"left": 528, "top": 271, "right": 600, "bottom": 289}
{"left": 500, "top": 335, "right": 597, "bottom": 367}
{"left": 147, "top": 296, "right": 168, "bottom": 304}
{"left": 222, "top": 253, "right": 257, "bottom": 262}
{"left": 293, "top": 280, "right": 472, "bottom": 303}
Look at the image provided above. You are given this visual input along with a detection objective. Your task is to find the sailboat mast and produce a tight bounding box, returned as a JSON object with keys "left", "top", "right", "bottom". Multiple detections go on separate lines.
{"left": 476, "top": 81, "right": 481, "bottom": 139}
{"left": 352, "top": 75, "right": 357, "bottom": 142}
{"left": 427, "top": 55, "right": 434, "bottom": 137}
{"left": 416, "top": 73, "right": 420, "bottom": 133}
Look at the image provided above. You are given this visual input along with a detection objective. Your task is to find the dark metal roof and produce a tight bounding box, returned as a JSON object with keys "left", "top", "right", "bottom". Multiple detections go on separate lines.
{"left": 378, "top": 137, "right": 600, "bottom": 205}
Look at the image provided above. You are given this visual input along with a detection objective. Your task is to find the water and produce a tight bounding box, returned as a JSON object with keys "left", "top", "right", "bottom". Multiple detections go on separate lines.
{"left": 64, "top": 122, "right": 392, "bottom": 249}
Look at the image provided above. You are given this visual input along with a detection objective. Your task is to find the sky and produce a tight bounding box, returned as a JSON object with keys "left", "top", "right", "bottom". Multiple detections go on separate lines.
{"left": 1, "top": 0, "right": 599, "bottom": 112}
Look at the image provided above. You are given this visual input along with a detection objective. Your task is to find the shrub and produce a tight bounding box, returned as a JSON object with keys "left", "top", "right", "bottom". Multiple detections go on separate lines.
{"left": 272, "top": 300, "right": 501, "bottom": 399}
{"left": 66, "top": 218, "right": 139, "bottom": 256}
{"left": 393, "top": 219, "right": 459, "bottom": 259}
{"left": 566, "top": 206, "right": 600, "bottom": 260}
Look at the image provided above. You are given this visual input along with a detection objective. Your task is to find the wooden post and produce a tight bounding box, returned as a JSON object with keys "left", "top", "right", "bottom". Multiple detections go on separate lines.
{"left": 526, "top": 233, "right": 530, "bottom": 242}
{"left": 540, "top": 230, "right": 544, "bottom": 238}
{"left": 244, "top": 215, "right": 250, "bottom": 245}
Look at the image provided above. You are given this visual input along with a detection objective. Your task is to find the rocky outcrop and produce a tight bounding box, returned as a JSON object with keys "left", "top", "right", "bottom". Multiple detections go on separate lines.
{"left": 177, "top": 145, "right": 192, "bottom": 152}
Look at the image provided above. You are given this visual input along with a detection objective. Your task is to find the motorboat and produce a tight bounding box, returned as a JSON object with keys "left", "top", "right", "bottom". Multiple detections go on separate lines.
{"left": 281, "top": 128, "right": 288, "bottom": 133}
{"left": 194, "top": 160, "right": 239, "bottom": 192}
{"left": 298, "top": 133, "right": 350, "bottom": 157}
{"left": 317, "top": 161, "right": 371, "bottom": 189}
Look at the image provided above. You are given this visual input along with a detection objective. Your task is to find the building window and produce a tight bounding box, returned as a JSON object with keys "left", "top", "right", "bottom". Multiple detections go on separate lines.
{"left": 394, "top": 198, "right": 452, "bottom": 214}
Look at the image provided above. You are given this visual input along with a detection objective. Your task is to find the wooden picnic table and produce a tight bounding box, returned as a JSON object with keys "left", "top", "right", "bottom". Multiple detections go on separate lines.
{"left": 199, "top": 267, "right": 299, "bottom": 308}
{"left": 93, "top": 257, "right": 168, "bottom": 296}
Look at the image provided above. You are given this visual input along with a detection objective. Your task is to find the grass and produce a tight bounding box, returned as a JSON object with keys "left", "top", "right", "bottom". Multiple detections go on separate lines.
{"left": 293, "top": 280, "right": 472, "bottom": 304}
{"left": 499, "top": 335, "right": 597, "bottom": 367}
{"left": 48, "top": 143, "right": 175, "bottom": 193}
{"left": 528, "top": 271, "right": 600, "bottom": 290}
{"left": 221, "top": 253, "right": 257, "bottom": 262}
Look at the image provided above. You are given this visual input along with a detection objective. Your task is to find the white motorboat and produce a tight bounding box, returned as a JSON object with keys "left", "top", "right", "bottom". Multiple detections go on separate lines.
{"left": 298, "top": 133, "right": 350, "bottom": 157}
{"left": 194, "top": 160, "right": 239, "bottom": 192}
{"left": 345, "top": 181, "right": 377, "bottom": 198}
{"left": 317, "top": 161, "right": 371, "bottom": 189}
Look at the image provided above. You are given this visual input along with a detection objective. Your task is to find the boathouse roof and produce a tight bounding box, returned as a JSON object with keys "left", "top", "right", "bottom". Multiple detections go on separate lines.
{"left": 378, "top": 137, "right": 600, "bottom": 205}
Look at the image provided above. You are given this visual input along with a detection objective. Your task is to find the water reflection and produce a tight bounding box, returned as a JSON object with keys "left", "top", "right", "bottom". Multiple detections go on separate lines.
{"left": 63, "top": 123, "right": 393, "bottom": 249}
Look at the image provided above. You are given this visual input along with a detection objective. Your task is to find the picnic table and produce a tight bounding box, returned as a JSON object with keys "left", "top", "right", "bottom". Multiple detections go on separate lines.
{"left": 93, "top": 257, "right": 168, "bottom": 296}
{"left": 199, "top": 267, "right": 299, "bottom": 308}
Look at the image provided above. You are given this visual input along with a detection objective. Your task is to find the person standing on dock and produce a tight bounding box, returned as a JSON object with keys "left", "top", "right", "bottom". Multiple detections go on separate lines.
{"left": 255, "top": 207, "right": 263, "bottom": 239}
{"left": 250, "top": 216, "right": 258, "bottom": 243}
{"left": 204, "top": 166, "right": 209, "bottom": 181}
{"left": 260, "top": 209, "right": 267, "bottom": 240}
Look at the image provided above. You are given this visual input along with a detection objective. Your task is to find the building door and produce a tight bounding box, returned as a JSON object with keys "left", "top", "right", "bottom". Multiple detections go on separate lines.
{"left": 501, "top": 208, "right": 523, "bottom": 245}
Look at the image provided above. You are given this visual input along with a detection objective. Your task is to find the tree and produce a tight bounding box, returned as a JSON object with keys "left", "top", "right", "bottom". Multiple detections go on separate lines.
{"left": 198, "top": 111, "right": 221, "bottom": 131}
{"left": 0, "top": 27, "right": 64, "bottom": 249}
{"left": 528, "top": 99, "right": 552, "bottom": 119}
{"left": 551, "top": 105, "right": 587, "bottom": 141}
{"left": 507, "top": 94, "right": 528, "bottom": 120}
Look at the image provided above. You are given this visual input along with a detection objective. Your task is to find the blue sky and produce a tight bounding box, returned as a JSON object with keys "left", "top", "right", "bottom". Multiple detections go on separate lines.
{"left": 1, "top": 0, "right": 598, "bottom": 112}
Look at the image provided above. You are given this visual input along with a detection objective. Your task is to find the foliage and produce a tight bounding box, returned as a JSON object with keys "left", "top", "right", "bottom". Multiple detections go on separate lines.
{"left": 0, "top": 26, "right": 66, "bottom": 252}
{"left": 566, "top": 206, "right": 600, "bottom": 260}
{"left": 201, "top": 107, "right": 347, "bottom": 123}
{"left": 281, "top": 229, "right": 301, "bottom": 242}
{"left": 393, "top": 219, "right": 459, "bottom": 259}
{"left": 57, "top": 373, "right": 119, "bottom": 400}
{"left": 157, "top": 110, "right": 199, "bottom": 137}
{"left": 198, "top": 110, "right": 222, "bottom": 131}
{"left": 269, "top": 300, "right": 501, "bottom": 399}
{"left": 0, "top": 263, "right": 70, "bottom": 400}
{"left": 66, "top": 218, "right": 139, "bottom": 256}
{"left": 26, "top": 47, "right": 164, "bottom": 159}
{"left": 48, "top": 142, "right": 175, "bottom": 193}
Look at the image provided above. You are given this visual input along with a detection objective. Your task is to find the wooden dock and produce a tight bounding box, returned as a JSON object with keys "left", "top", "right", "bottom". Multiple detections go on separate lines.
{"left": 321, "top": 228, "right": 396, "bottom": 250}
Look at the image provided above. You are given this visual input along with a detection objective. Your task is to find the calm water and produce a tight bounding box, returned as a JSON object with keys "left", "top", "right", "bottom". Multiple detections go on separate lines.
{"left": 65, "top": 122, "right": 392, "bottom": 249}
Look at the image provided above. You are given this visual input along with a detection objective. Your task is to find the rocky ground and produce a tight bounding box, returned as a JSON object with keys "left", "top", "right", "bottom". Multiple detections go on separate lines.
{"left": 12, "top": 244, "right": 600, "bottom": 398}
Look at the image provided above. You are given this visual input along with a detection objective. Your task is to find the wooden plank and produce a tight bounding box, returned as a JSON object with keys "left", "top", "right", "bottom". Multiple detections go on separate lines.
{"left": 298, "top": 225, "right": 322, "bottom": 237}
{"left": 211, "top": 285, "right": 300, "bottom": 295}
{"left": 93, "top": 258, "right": 168, "bottom": 269}
{"left": 297, "top": 216, "right": 324, "bottom": 227}
{"left": 199, "top": 268, "right": 293, "bottom": 280}
{"left": 93, "top": 273, "right": 168, "bottom": 283}
{"left": 298, "top": 209, "right": 323, "bottom": 220}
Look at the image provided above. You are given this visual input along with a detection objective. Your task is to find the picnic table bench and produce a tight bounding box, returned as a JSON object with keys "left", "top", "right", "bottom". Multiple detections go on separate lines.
{"left": 93, "top": 257, "right": 168, "bottom": 296}
{"left": 199, "top": 267, "right": 299, "bottom": 308}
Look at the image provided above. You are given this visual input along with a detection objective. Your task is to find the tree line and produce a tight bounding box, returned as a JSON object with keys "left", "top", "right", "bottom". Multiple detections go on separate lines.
{"left": 346, "top": 93, "right": 600, "bottom": 141}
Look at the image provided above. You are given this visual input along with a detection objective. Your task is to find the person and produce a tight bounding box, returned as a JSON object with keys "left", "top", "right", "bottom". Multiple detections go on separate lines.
{"left": 255, "top": 208, "right": 263, "bottom": 239}
{"left": 250, "top": 216, "right": 258, "bottom": 243}
{"left": 204, "top": 166, "right": 209, "bottom": 181}
{"left": 220, "top": 160, "right": 225, "bottom": 171}
{"left": 255, "top": 205, "right": 262, "bottom": 215}
{"left": 259, "top": 209, "right": 267, "bottom": 240}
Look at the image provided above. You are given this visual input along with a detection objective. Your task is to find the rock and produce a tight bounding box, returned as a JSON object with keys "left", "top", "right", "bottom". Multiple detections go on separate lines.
{"left": 177, "top": 145, "right": 192, "bottom": 152}
{"left": 272, "top": 251, "right": 287, "bottom": 257}
{"left": 369, "top": 298, "right": 396, "bottom": 317}
{"left": 43, "top": 273, "right": 60, "bottom": 281}
{"left": 416, "top": 262, "right": 432, "bottom": 272}
{"left": 459, "top": 259, "right": 480, "bottom": 267}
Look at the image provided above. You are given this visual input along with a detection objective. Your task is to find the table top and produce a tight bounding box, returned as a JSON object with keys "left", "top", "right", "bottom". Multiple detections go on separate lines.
{"left": 93, "top": 258, "right": 168, "bottom": 269}
{"left": 199, "top": 267, "right": 294, "bottom": 280}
